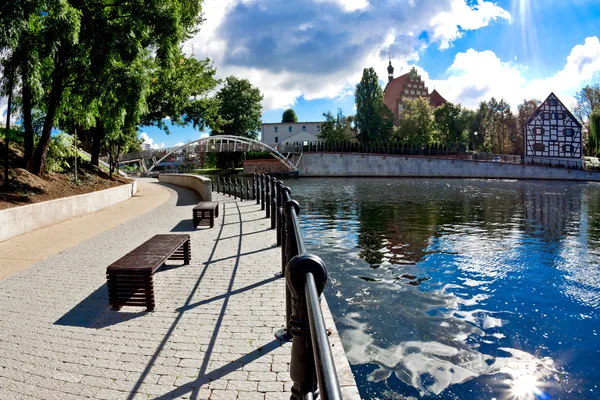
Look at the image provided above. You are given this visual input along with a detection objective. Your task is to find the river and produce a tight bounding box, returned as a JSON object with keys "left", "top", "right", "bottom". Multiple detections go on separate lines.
{"left": 285, "top": 178, "right": 600, "bottom": 400}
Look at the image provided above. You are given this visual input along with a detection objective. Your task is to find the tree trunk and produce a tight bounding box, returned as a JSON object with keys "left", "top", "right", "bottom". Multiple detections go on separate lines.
{"left": 4, "top": 66, "right": 14, "bottom": 186}
{"left": 90, "top": 122, "right": 104, "bottom": 166}
{"left": 22, "top": 74, "right": 34, "bottom": 171}
{"left": 32, "top": 52, "right": 66, "bottom": 175}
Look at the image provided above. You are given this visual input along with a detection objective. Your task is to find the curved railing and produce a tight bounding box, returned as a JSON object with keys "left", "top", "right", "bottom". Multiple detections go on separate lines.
{"left": 212, "top": 173, "right": 342, "bottom": 400}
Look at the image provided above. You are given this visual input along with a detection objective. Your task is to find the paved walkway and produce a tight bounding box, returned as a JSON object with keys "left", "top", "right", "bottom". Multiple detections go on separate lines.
{"left": 0, "top": 179, "right": 358, "bottom": 400}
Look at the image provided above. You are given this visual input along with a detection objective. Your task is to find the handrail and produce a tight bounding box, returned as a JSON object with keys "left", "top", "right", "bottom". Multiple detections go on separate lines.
{"left": 213, "top": 173, "right": 342, "bottom": 399}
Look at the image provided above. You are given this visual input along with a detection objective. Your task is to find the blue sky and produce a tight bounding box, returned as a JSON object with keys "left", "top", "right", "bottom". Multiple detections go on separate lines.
{"left": 138, "top": 0, "right": 600, "bottom": 148}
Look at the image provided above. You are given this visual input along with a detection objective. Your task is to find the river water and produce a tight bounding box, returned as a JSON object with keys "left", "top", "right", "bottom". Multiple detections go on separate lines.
{"left": 285, "top": 178, "right": 600, "bottom": 400}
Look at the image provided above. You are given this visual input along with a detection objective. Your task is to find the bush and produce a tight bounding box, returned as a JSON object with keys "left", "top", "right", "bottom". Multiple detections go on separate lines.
{"left": 44, "top": 133, "right": 75, "bottom": 173}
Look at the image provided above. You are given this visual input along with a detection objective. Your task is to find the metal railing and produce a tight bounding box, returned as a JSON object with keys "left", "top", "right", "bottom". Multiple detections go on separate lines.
{"left": 212, "top": 176, "right": 252, "bottom": 201}
{"left": 212, "top": 173, "right": 342, "bottom": 399}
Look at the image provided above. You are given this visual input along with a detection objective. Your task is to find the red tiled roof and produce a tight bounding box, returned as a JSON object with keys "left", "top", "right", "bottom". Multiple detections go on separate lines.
{"left": 429, "top": 89, "right": 447, "bottom": 107}
{"left": 383, "top": 72, "right": 410, "bottom": 122}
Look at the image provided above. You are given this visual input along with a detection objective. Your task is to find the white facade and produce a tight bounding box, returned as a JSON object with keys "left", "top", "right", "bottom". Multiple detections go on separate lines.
{"left": 261, "top": 122, "right": 323, "bottom": 146}
{"left": 524, "top": 93, "right": 583, "bottom": 167}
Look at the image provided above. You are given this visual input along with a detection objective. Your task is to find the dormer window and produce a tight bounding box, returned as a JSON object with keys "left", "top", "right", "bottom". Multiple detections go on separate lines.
{"left": 316, "top": 125, "right": 320, "bottom": 131}
{"left": 565, "top": 128, "right": 574, "bottom": 136}
{"left": 288, "top": 126, "right": 292, "bottom": 132}
{"left": 274, "top": 127, "right": 278, "bottom": 133}
{"left": 302, "top": 126, "right": 306, "bottom": 131}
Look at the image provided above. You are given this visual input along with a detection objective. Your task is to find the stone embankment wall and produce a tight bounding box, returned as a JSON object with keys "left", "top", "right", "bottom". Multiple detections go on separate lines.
{"left": 298, "top": 153, "right": 600, "bottom": 181}
{"left": 243, "top": 158, "right": 290, "bottom": 174}
{"left": 158, "top": 174, "right": 212, "bottom": 201}
{"left": 0, "top": 180, "right": 137, "bottom": 243}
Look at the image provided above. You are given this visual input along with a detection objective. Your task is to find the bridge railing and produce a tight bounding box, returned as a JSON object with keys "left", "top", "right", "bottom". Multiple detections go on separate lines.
{"left": 211, "top": 173, "right": 342, "bottom": 398}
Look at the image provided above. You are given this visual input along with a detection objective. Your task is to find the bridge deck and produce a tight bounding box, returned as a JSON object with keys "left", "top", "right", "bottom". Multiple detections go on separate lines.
{"left": 0, "top": 180, "right": 357, "bottom": 399}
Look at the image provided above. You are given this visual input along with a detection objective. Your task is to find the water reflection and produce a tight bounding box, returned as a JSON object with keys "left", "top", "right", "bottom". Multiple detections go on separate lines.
{"left": 288, "top": 178, "right": 600, "bottom": 399}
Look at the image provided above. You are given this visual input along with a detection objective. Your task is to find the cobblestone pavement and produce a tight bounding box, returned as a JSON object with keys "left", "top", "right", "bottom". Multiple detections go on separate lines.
{"left": 0, "top": 182, "right": 295, "bottom": 399}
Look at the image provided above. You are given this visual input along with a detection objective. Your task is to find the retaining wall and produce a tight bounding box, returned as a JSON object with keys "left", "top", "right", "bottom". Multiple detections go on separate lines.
{"left": 158, "top": 174, "right": 212, "bottom": 201}
{"left": 298, "top": 153, "right": 600, "bottom": 181}
{"left": 0, "top": 180, "right": 137, "bottom": 243}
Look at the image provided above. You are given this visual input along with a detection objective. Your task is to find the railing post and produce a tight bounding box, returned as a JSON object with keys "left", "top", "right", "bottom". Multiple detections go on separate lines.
{"left": 280, "top": 187, "right": 292, "bottom": 270}
{"left": 270, "top": 177, "right": 277, "bottom": 229}
{"left": 216, "top": 177, "right": 220, "bottom": 193}
{"left": 284, "top": 199, "right": 300, "bottom": 337}
{"left": 228, "top": 178, "right": 232, "bottom": 197}
{"left": 261, "top": 174, "right": 266, "bottom": 210}
{"left": 266, "top": 175, "right": 271, "bottom": 219}
{"left": 255, "top": 173, "right": 259, "bottom": 204}
{"left": 246, "top": 180, "right": 251, "bottom": 200}
{"left": 286, "top": 254, "right": 329, "bottom": 399}
{"left": 276, "top": 181, "right": 284, "bottom": 245}
{"left": 238, "top": 179, "right": 243, "bottom": 202}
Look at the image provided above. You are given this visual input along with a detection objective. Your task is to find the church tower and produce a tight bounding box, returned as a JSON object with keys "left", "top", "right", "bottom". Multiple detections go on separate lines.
{"left": 387, "top": 57, "right": 394, "bottom": 83}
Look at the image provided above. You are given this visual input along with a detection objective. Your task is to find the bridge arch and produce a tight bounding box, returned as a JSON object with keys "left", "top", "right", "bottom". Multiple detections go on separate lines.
{"left": 147, "top": 135, "right": 297, "bottom": 172}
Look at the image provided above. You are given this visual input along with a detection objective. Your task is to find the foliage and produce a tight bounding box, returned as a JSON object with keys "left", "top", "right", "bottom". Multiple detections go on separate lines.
{"left": 4, "top": 0, "right": 206, "bottom": 175}
{"left": 573, "top": 84, "right": 600, "bottom": 126}
{"left": 482, "top": 97, "right": 514, "bottom": 154}
{"left": 589, "top": 109, "right": 600, "bottom": 157}
{"left": 355, "top": 67, "right": 392, "bottom": 142}
{"left": 43, "top": 133, "right": 75, "bottom": 173}
{"left": 318, "top": 109, "right": 357, "bottom": 143}
{"left": 434, "top": 102, "right": 467, "bottom": 149}
{"left": 394, "top": 97, "right": 436, "bottom": 147}
{"left": 516, "top": 99, "right": 540, "bottom": 155}
{"left": 210, "top": 76, "right": 263, "bottom": 169}
{"left": 281, "top": 109, "right": 298, "bottom": 123}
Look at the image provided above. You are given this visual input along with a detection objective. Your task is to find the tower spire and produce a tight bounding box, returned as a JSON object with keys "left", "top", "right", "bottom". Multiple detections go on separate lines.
{"left": 387, "top": 54, "right": 394, "bottom": 83}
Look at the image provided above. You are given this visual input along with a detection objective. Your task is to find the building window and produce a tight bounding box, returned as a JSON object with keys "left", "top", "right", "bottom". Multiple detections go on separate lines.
{"left": 551, "top": 113, "right": 557, "bottom": 119}
{"left": 543, "top": 113, "right": 549, "bottom": 120}
{"left": 274, "top": 127, "right": 278, "bottom": 132}
{"left": 565, "top": 128, "right": 574, "bottom": 136}
{"left": 411, "top": 90, "right": 415, "bottom": 95}
{"left": 535, "top": 127, "right": 544, "bottom": 136}
{"left": 302, "top": 125, "right": 306, "bottom": 131}
{"left": 275, "top": 137, "right": 278, "bottom": 143}
{"left": 316, "top": 125, "right": 320, "bottom": 131}
{"left": 288, "top": 126, "right": 292, "bottom": 132}
{"left": 404, "top": 89, "right": 409, "bottom": 94}
{"left": 533, "top": 143, "right": 545, "bottom": 152}
{"left": 558, "top": 112, "right": 564, "bottom": 120}
{"left": 562, "top": 144, "right": 572, "bottom": 152}
{"left": 550, "top": 99, "right": 557, "bottom": 106}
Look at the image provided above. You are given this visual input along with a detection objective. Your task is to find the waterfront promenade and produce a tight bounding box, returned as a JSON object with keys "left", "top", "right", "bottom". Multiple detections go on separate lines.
{"left": 0, "top": 179, "right": 357, "bottom": 399}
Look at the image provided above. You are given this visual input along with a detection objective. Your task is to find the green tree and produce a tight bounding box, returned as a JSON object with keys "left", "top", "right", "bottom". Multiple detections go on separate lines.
{"left": 211, "top": 76, "right": 263, "bottom": 168}
{"left": 516, "top": 99, "right": 540, "bottom": 156}
{"left": 434, "top": 102, "right": 466, "bottom": 149}
{"left": 589, "top": 109, "right": 600, "bottom": 157}
{"left": 318, "top": 109, "right": 357, "bottom": 143}
{"left": 483, "top": 97, "right": 514, "bottom": 154}
{"left": 573, "top": 84, "right": 600, "bottom": 127}
{"left": 281, "top": 108, "right": 298, "bottom": 123}
{"left": 355, "top": 67, "right": 392, "bottom": 142}
{"left": 394, "top": 97, "right": 436, "bottom": 148}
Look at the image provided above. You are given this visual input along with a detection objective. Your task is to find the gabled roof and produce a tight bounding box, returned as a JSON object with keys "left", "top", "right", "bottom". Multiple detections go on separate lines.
{"left": 383, "top": 72, "right": 410, "bottom": 113}
{"left": 526, "top": 92, "right": 583, "bottom": 127}
{"left": 430, "top": 89, "right": 447, "bottom": 107}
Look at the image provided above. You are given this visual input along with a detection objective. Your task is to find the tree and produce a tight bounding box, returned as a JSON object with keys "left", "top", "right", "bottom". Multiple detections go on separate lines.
{"left": 516, "top": 99, "right": 540, "bottom": 156}
{"left": 355, "top": 67, "right": 392, "bottom": 142}
{"left": 394, "top": 97, "right": 436, "bottom": 148}
{"left": 210, "top": 76, "right": 263, "bottom": 168}
{"left": 6, "top": 0, "right": 205, "bottom": 175}
{"left": 573, "top": 84, "right": 600, "bottom": 127}
{"left": 589, "top": 109, "right": 600, "bottom": 157}
{"left": 434, "top": 102, "right": 466, "bottom": 149}
{"left": 318, "top": 109, "right": 357, "bottom": 143}
{"left": 281, "top": 109, "right": 298, "bottom": 123}
{"left": 483, "top": 97, "right": 514, "bottom": 154}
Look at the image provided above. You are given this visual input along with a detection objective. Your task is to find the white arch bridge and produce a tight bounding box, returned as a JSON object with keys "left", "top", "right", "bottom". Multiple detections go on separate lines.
{"left": 106, "top": 135, "right": 299, "bottom": 173}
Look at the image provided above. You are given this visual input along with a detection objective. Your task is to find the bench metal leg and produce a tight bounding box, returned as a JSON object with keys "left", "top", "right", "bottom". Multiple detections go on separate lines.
{"left": 184, "top": 240, "right": 190, "bottom": 265}
{"left": 144, "top": 273, "right": 155, "bottom": 311}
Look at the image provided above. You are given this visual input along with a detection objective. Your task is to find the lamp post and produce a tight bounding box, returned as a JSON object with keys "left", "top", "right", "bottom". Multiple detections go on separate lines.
{"left": 473, "top": 131, "right": 478, "bottom": 152}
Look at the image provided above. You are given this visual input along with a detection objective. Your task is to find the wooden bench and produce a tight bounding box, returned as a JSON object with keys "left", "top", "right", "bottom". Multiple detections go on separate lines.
{"left": 193, "top": 201, "right": 219, "bottom": 228}
{"left": 106, "top": 234, "right": 190, "bottom": 311}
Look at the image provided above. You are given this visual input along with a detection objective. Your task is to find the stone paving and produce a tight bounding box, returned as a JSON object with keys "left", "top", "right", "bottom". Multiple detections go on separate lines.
{"left": 0, "top": 182, "right": 299, "bottom": 399}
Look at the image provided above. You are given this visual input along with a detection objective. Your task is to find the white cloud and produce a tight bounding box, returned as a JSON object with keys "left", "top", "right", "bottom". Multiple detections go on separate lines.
{"left": 430, "top": 36, "right": 600, "bottom": 110}
{"left": 429, "top": 0, "right": 512, "bottom": 49}
{"left": 139, "top": 132, "right": 165, "bottom": 149}
{"left": 184, "top": 0, "right": 511, "bottom": 112}
{"left": 200, "top": 133, "right": 210, "bottom": 139}
{"left": 174, "top": 142, "right": 185, "bottom": 147}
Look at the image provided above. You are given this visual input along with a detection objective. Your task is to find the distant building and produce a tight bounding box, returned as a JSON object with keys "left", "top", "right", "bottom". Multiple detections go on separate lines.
{"left": 524, "top": 93, "right": 583, "bottom": 168}
{"left": 261, "top": 122, "right": 322, "bottom": 147}
{"left": 383, "top": 60, "right": 447, "bottom": 123}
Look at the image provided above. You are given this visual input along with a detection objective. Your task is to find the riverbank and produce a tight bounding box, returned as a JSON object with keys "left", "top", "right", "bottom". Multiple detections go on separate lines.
{"left": 297, "top": 153, "right": 600, "bottom": 181}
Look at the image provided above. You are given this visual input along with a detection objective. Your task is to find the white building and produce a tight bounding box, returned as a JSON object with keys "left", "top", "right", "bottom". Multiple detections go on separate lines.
{"left": 524, "top": 93, "right": 583, "bottom": 168}
{"left": 261, "top": 122, "right": 322, "bottom": 146}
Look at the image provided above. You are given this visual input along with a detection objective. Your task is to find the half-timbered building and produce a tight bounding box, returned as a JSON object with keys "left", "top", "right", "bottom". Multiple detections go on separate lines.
{"left": 524, "top": 93, "right": 583, "bottom": 167}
